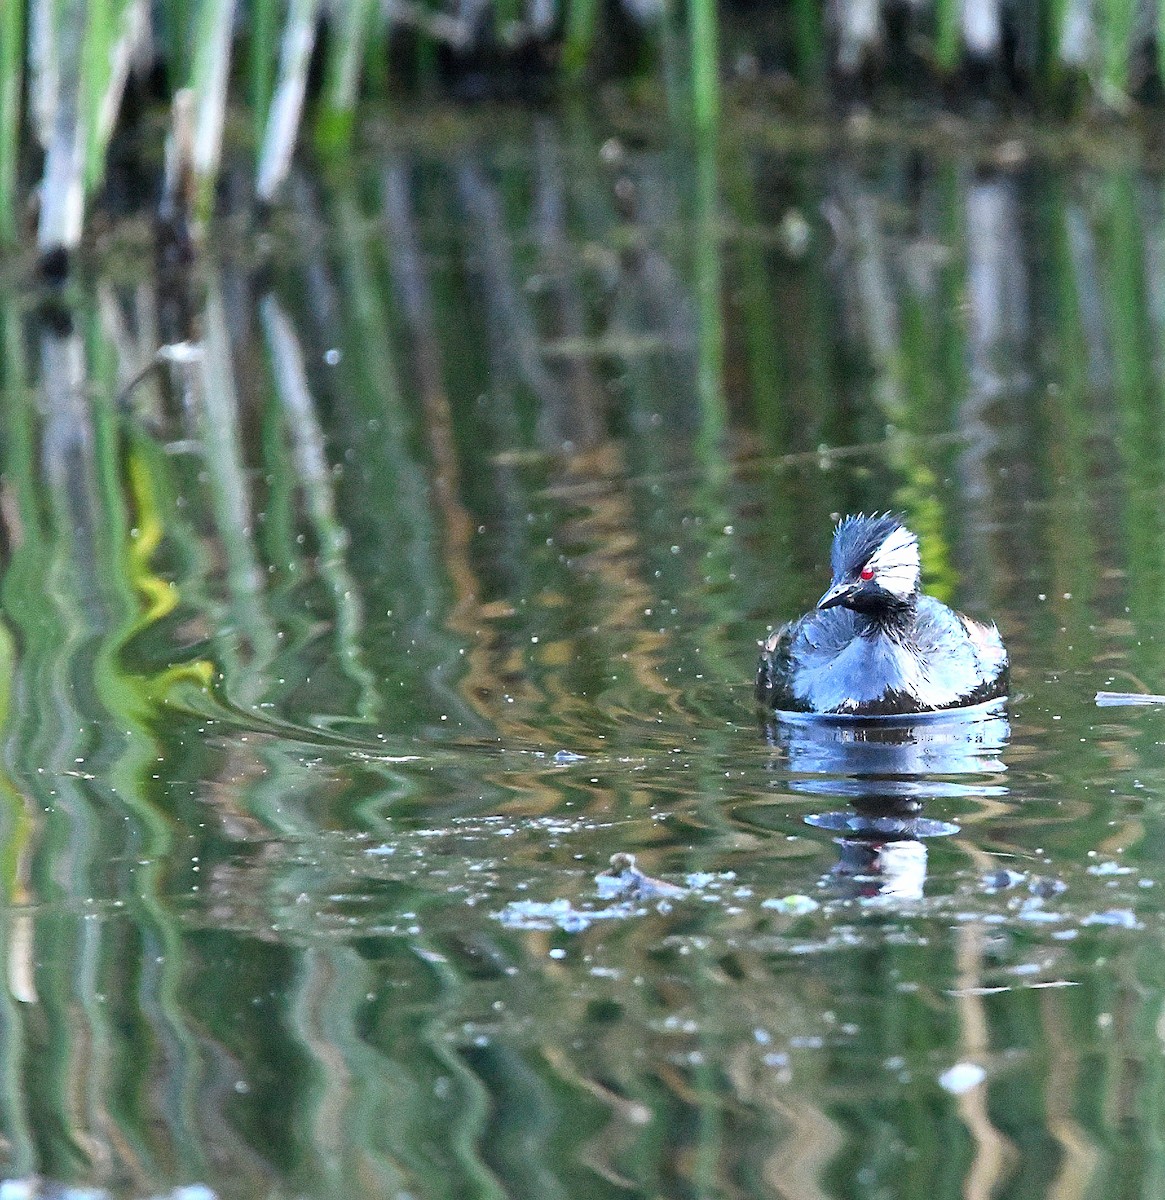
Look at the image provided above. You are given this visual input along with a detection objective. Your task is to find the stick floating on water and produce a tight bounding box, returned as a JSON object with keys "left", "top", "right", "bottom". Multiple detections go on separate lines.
{"left": 1095, "top": 691, "right": 1165, "bottom": 707}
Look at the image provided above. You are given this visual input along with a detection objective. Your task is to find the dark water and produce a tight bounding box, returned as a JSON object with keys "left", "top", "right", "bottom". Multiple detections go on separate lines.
{"left": 1, "top": 109, "right": 1165, "bottom": 1199}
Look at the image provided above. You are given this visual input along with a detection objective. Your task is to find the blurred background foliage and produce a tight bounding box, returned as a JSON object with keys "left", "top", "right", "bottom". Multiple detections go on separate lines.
{"left": 2, "top": 0, "right": 1165, "bottom": 260}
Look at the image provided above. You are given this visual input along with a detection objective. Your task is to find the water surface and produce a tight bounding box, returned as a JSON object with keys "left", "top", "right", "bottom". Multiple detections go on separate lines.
{"left": 0, "top": 108, "right": 1163, "bottom": 1199}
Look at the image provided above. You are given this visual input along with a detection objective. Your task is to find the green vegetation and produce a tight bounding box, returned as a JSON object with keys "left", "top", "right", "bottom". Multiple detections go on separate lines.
{"left": 1, "top": 0, "right": 1163, "bottom": 261}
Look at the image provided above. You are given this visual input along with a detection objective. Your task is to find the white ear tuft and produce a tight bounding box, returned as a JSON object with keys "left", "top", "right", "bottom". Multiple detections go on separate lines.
{"left": 867, "top": 525, "right": 920, "bottom": 599}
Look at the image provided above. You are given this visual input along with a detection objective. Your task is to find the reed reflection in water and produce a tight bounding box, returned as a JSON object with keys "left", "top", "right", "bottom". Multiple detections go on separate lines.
{"left": 0, "top": 113, "right": 1165, "bottom": 1198}
{"left": 768, "top": 702, "right": 1009, "bottom": 900}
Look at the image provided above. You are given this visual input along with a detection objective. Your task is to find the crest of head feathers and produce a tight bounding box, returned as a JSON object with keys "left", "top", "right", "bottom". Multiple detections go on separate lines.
{"left": 831, "top": 513, "right": 921, "bottom": 599}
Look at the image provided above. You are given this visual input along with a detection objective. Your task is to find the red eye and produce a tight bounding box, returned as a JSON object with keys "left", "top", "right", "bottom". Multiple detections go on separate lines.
{"left": 859, "top": 565, "right": 875, "bottom": 581}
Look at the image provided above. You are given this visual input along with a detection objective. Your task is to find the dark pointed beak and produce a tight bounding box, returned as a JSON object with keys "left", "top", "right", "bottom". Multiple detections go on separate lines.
{"left": 817, "top": 580, "right": 855, "bottom": 610}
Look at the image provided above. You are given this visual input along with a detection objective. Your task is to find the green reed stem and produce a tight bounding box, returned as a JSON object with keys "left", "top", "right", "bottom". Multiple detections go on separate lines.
{"left": 36, "top": 0, "right": 140, "bottom": 258}
{"left": 692, "top": 133, "right": 725, "bottom": 454}
{"left": 934, "top": 0, "right": 960, "bottom": 72}
{"left": 249, "top": 0, "right": 280, "bottom": 149}
{"left": 316, "top": 0, "right": 377, "bottom": 152}
{"left": 792, "top": 0, "right": 826, "bottom": 84}
{"left": 492, "top": 0, "right": 522, "bottom": 33}
{"left": 1159, "top": 0, "right": 1165, "bottom": 89}
{"left": 0, "top": 0, "right": 22, "bottom": 244}
{"left": 562, "top": 0, "right": 600, "bottom": 78}
{"left": 257, "top": 0, "right": 320, "bottom": 203}
{"left": 163, "top": 0, "right": 194, "bottom": 87}
{"left": 80, "top": 0, "right": 116, "bottom": 194}
{"left": 361, "top": 9, "right": 391, "bottom": 99}
{"left": 689, "top": 0, "right": 719, "bottom": 132}
{"left": 189, "top": 0, "right": 236, "bottom": 224}
{"left": 1099, "top": 0, "right": 1136, "bottom": 104}
{"left": 37, "top": 0, "right": 85, "bottom": 258}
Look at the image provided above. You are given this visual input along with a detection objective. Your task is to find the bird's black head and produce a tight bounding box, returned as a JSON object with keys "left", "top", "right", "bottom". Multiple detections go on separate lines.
{"left": 817, "top": 513, "right": 921, "bottom": 615}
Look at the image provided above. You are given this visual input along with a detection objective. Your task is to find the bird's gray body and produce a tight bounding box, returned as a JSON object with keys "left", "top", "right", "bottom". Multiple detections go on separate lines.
{"left": 756, "top": 594, "right": 1009, "bottom": 716}
{"left": 756, "top": 513, "right": 1009, "bottom": 717}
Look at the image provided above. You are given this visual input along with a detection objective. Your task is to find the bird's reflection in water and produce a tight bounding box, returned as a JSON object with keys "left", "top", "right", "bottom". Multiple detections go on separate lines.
{"left": 764, "top": 700, "right": 1010, "bottom": 900}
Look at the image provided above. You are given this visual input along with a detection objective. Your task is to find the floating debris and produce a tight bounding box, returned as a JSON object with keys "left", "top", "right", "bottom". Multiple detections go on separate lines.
{"left": 1087, "top": 861, "right": 1134, "bottom": 876}
{"left": 0, "top": 1184, "right": 218, "bottom": 1200}
{"left": 1080, "top": 909, "right": 1140, "bottom": 929}
{"left": 1095, "top": 691, "right": 1165, "bottom": 706}
{"left": 982, "top": 869, "right": 1026, "bottom": 892}
{"left": 596, "top": 853, "right": 686, "bottom": 901}
{"left": 494, "top": 898, "right": 607, "bottom": 933}
{"left": 492, "top": 891, "right": 669, "bottom": 932}
{"left": 1017, "top": 899, "right": 1065, "bottom": 924}
{"left": 1028, "top": 876, "right": 1067, "bottom": 899}
{"left": 939, "top": 1062, "right": 986, "bottom": 1094}
{"left": 761, "top": 894, "right": 820, "bottom": 915}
